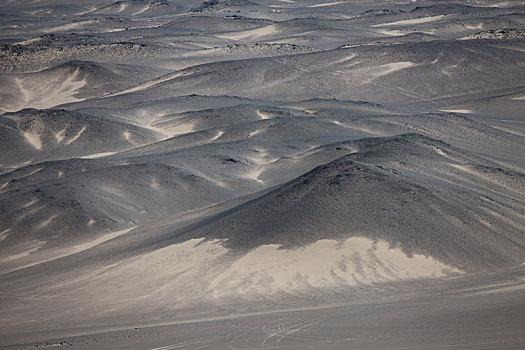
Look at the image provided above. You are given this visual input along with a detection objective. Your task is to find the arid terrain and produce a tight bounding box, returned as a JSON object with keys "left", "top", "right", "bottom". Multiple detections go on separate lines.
{"left": 1, "top": 0, "right": 524, "bottom": 349}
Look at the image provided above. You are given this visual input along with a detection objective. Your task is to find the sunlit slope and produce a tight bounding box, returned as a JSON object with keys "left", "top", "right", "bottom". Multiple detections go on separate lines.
{"left": 64, "top": 40, "right": 525, "bottom": 110}
{"left": 0, "top": 108, "right": 161, "bottom": 166}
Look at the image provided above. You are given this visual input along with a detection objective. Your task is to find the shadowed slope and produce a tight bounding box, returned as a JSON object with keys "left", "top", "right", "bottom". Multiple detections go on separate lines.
{"left": 182, "top": 134, "right": 525, "bottom": 271}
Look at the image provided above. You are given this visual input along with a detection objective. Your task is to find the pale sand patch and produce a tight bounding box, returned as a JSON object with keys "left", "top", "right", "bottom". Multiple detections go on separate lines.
{"left": 257, "top": 110, "right": 271, "bottom": 119}
{"left": 16, "top": 37, "right": 42, "bottom": 45}
{"left": 81, "top": 152, "right": 117, "bottom": 159}
{"left": 244, "top": 148, "right": 279, "bottom": 184}
{"left": 372, "top": 15, "right": 446, "bottom": 27}
{"left": 70, "top": 239, "right": 228, "bottom": 303}
{"left": 24, "top": 131, "right": 42, "bottom": 150}
{"left": 248, "top": 129, "right": 263, "bottom": 138}
{"left": 54, "top": 126, "right": 67, "bottom": 143}
{"left": 134, "top": 3, "right": 151, "bottom": 15}
{"left": 210, "top": 130, "right": 225, "bottom": 141}
{"left": 374, "top": 61, "right": 415, "bottom": 77}
{"left": 434, "top": 148, "right": 446, "bottom": 156}
{"left": 490, "top": 125, "right": 525, "bottom": 137}
{"left": 211, "top": 237, "right": 460, "bottom": 297}
{"left": 0, "top": 239, "right": 46, "bottom": 263}
{"left": 216, "top": 25, "right": 278, "bottom": 40}
{"left": 123, "top": 130, "right": 132, "bottom": 142}
{"left": 25, "top": 167, "right": 43, "bottom": 177}
{"left": 448, "top": 163, "right": 476, "bottom": 174}
{"left": 465, "top": 23, "right": 483, "bottom": 30}
{"left": 70, "top": 226, "right": 137, "bottom": 253}
{"left": 191, "top": 169, "right": 228, "bottom": 188}
{"left": 471, "top": 282, "right": 525, "bottom": 296}
{"left": 478, "top": 207, "right": 525, "bottom": 232}
{"left": 118, "top": 2, "right": 129, "bottom": 12}
{"left": 332, "top": 120, "right": 385, "bottom": 136}
{"left": 0, "top": 227, "right": 137, "bottom": 278}
{"left": 285, "top": 106, "right": 318, "bottom": 114}
{"left": 244, "top": 168, "right": 264, "bottom": 183}
{"left": 440, "top": 109, "right": 473, "bottom": 114}
{"left": 0, "top": 229, "right": 11, "bottom": 242}
{"left": 309, "top": 1, "right": 345, "bottom": 7}
{"left": 352, "top": 62, "right": 415, "bottom": 83}
{"left": 45, "top": 20, "right": 91, "bottom": 33}
{"left": 21, "top": 198, "right": 39, "bottom": 209}
{"left": 448, "top": 163, "right": 524, "bottom": 199}
{"left": 331, "top": 53, "right": 357, "bottom": 65}
{"left": 375, "top": 28, "right": 407, "bottom": 36}
{"left": 33, "top": 236, "right": 460, "bottom": 304}
{"left": 37, "top": 214, "right": 58, "bottom": 229}
{"left": 147, "top": 122, "right": 195, "bottom": 140}
{"left": 13, "top": 68, "right": 87, "bottom": 111}
{"left": 105, "top": 71, "right": 188, "bottom": 97}
{"left": 75, "top": 6, "right": 97, "bottom": 15}
{"left": 151, "top": 177, "right": 162, "bottom": 192}
{"left": 66, "top": 125, "right": 87, "bottom": 145}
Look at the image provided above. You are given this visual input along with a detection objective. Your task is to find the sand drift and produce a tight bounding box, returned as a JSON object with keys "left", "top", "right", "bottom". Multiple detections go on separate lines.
{"left": 0, "top": 0, "right": 524, "bottom": 348}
